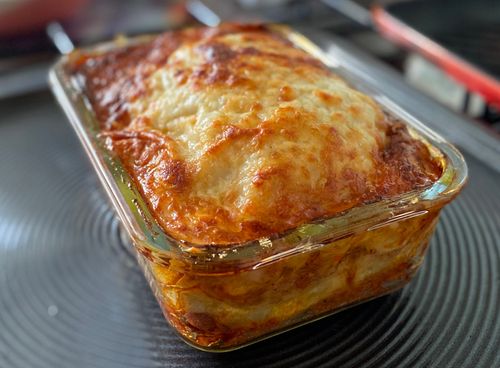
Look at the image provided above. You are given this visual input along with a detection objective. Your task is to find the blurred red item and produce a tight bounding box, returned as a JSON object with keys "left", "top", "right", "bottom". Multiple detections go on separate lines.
{"left": 372, "top": 6, "right": 500, "bottom": 108}
{"left": 0, "top": 0, "right": 88, "bottom": 37}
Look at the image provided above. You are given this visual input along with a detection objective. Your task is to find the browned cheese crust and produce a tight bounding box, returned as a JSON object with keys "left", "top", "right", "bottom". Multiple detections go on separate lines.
{"left": 68, "top": 23, "right": 442, "bottom": 245}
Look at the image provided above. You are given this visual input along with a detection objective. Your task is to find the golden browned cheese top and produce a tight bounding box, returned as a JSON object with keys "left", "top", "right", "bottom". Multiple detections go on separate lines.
{"left": 69, "top": 24, "right": 442, "bottom": 245}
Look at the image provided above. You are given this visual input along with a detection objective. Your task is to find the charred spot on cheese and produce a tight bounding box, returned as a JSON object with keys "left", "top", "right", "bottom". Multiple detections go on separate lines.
{"left": 315, "top": 90, "right": 343, "bottom": 106}
{"left": 71, "top": 23, "right": 442, "bottom": 245}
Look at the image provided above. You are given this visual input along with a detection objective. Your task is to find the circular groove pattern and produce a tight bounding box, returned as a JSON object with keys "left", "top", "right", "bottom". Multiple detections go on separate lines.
{"left": 0, "top": 93, "right": 498, "bottom": 368}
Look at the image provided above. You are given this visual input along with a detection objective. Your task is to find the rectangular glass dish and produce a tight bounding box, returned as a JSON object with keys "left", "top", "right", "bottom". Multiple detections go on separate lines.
{"left": 49, "top": 24, "right": 467, "bottom": 352}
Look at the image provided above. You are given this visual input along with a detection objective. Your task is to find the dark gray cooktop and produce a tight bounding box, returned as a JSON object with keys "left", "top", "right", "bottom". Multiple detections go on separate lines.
{"left": 0, "top": 32, "right": 499, "bottom": 368}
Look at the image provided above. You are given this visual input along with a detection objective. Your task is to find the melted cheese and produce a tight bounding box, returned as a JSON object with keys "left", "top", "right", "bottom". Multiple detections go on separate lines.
{"left": 72, "top": 24, "right": 440, "bottom": 244}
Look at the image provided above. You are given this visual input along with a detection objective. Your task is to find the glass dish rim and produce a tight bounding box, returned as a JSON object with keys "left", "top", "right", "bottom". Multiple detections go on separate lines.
{"left": 48, "top": 24, "right": 468, "bottom": 272}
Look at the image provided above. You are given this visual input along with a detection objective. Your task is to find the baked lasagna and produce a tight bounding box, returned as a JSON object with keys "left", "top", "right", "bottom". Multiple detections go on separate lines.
{"left": 68, "top": 23, "right": 444, "bottom": 349}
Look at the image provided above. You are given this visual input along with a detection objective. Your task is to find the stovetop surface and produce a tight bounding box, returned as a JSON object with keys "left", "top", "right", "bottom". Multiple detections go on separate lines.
{"left": 0, "top": 34, "right": 499, "bottom": 367}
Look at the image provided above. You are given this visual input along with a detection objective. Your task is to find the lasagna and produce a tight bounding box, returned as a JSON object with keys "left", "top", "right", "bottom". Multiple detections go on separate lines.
{"left": 67, "top": 24, "right": 444, "bottom": 350}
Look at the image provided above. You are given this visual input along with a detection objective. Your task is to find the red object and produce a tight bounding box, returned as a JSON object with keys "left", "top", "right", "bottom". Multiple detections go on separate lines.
{"left": 0, "top": 0, "right": 88, "bottom": 37}
{"left": 372, "top": 5, "right": 500, "bottom": 107}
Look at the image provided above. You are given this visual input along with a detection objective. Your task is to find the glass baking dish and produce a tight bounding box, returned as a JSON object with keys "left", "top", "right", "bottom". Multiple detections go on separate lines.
{"left": 49, "top": 24, "right": 467, "bottom": 352}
